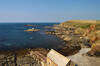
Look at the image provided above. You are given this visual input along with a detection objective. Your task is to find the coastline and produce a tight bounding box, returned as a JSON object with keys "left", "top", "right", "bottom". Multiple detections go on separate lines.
{"left": 1, "top": 20, "right": 100, "bottom": 66}
{"left": 0, "top": 48, "right": 48, "bottom": 66}
{"left": 45, "top": 20, "right": 100, "bottom": 66}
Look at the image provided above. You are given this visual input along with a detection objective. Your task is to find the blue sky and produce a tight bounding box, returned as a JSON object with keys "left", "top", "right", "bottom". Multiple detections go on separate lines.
{"left": 0, "top": 0, "right": 100, "bottom": 22}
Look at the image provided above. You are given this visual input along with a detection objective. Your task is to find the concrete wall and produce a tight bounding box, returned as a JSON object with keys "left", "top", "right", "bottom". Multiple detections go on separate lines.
{"left": 47, "top": 57, "right": 57, "bottom": 66}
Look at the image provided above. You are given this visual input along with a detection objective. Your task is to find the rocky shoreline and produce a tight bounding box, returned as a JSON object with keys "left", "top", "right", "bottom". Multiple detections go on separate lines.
{"left": 45, "top": 23, "right": 89, "bottom": 56}
{"left": 1, "top": 20, "right": 100, "bottom": 66}
{"left": 46, "top": 21, "right": 100, "bottom": 57}
{"left": 45, "top": 20, "right": 100, "bottom": 66}
{"left": 0, "top": 48, "right": 48, "bottom": 66}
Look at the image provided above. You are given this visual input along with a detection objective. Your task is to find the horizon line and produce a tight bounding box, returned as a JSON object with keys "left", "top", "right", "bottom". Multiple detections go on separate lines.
{"left": 0, "top": 22, "right": 60, "bottom": 23}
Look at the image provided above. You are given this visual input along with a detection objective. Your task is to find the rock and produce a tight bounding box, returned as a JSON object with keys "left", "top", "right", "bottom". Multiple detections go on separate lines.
{"left": 74, "top": 28, "right": 85, "bottom": 35}
{"left": 65, "top": 31, "right": 70, "bottom": 35}
{"left": 45, "top": 31, "right": 55, "bottom": 34}
{"left": 89, "top": 24, "right": 96, "bottom": 31}
{"left": 44, "top": 26, "right": 52, "bottom": 29}
{"left": 63, "top": 36, "right": 71, "bottom": 41}
{"left": 60, "top": 35, "right": 65, "bottom": 38}
{"left": 55, "top": 33, "right": 61, "bottom": 35}
{"left": 0, "top": 48, "right": 48, "bottom": 66}
{"left": 58, "top": 44, "right": 81, "bottom": 56}
{"left": 24, "top": 29, "right": 40, "bottom": 32}
{"left": 87, "top": 44, "right": 100, "bottom": 56}
{"left": 24, "top": 24, "right": 33, "bottom": 26}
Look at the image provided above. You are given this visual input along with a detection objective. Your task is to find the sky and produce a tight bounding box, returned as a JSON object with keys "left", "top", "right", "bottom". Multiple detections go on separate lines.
{"left": 0, "top": 0, "right": 100, "bottom": 22}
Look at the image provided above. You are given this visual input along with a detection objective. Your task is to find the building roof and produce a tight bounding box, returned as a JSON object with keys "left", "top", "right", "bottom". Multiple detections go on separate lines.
{"left": 47, "top": 49, "right": 70, "bottom": 66}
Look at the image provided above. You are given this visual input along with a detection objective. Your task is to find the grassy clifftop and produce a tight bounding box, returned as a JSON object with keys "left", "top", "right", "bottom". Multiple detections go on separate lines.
{"left": 60, "top": 20, "right": 100, "bottom": 29}
{"left": 63, "top": 20, "right": 100, "bottom": 24}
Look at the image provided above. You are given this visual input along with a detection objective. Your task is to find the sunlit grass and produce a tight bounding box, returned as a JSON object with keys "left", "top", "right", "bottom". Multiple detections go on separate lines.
{"left": 62, "top": 20, "right": 100, "bottom": 29}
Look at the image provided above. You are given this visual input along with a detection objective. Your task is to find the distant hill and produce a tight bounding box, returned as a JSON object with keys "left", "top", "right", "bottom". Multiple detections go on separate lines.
{"left": 63, "top": 20, "right": 100, "bottom": 24}
{"left": 60, "top": 20, "right": 100, "bottom": 29}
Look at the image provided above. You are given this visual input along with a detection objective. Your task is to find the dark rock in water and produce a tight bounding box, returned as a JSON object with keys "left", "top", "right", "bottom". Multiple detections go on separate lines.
{"left": 57, "top": 44, "right": 81, "bottom": 56}
{"left": 45, "top": 30, "right": 55, "bottom": 34}
{"left": 0, "top": 23, "right": 61, "bottom": 51}
{"left": 44, "top": 26, "right": 52, "bottom": 29}
{"left": 24, "top": 24, "right": 34, "bottom": 26}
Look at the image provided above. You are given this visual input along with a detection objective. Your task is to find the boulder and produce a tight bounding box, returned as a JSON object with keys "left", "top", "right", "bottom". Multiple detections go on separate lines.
{"left": 63, "top": 36, "right": 71, "bottom": 41}
{"left": 87, "top": 43, "right": 100, "bottom": 56}
{"left": 58, "top": 45, "right": 81, "bottom": 56}
{"left": 74, "top": 28, "right": 85, "bottom": 35}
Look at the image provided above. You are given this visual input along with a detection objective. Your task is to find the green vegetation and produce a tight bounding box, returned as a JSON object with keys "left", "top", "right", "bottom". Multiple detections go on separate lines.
{"left": 96, "top": 20, "right": 100, "bottom": 22}
{"left": 61, "top": 20, "right": 100, "bottom": 29}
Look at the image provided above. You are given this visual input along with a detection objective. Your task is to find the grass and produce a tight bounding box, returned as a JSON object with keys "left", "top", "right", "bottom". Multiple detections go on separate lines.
{"left": 61, "top": 20, "right": 100, "bottom": 29}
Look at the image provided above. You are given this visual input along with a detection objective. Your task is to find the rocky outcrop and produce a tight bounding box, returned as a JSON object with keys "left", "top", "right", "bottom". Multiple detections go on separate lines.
{"left": 0, "top": 48, "right": 48, "bottom": 66}
{"left": 24, "top": 29, "right": 40, "bottom": 32}
{"left": 46, "top": 20, "right": 100, "bottom": 56}
{"left": 45, "top": 22, "right": 86, "bottom": 56}
{"left": 45, "top": 30, "right": 55, "bottom": 34}
{"left": 87, "top": 44, "right": 100, "bottom": 56}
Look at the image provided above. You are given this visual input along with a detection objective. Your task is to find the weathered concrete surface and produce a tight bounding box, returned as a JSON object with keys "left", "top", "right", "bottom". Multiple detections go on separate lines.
{"left": 68, "top": 48, "right": 100, "bottom": 66}
{"left": 47, "top": 49, "right": 70, "bottom": 66}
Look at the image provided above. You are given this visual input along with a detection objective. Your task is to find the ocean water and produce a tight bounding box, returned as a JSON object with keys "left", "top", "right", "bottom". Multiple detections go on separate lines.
{"left": 0, "top": 23, "right": 64, "bottom": 51}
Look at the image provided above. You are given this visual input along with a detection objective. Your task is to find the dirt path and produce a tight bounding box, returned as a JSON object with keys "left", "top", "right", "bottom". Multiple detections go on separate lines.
{"left": 68, "top": 48, "right": 100, "bottom": 66}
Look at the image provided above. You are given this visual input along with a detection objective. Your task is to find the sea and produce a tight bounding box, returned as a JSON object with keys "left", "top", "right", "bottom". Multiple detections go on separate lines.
{"left": 0, "top": 23, "right": 64, "bottom": 51}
